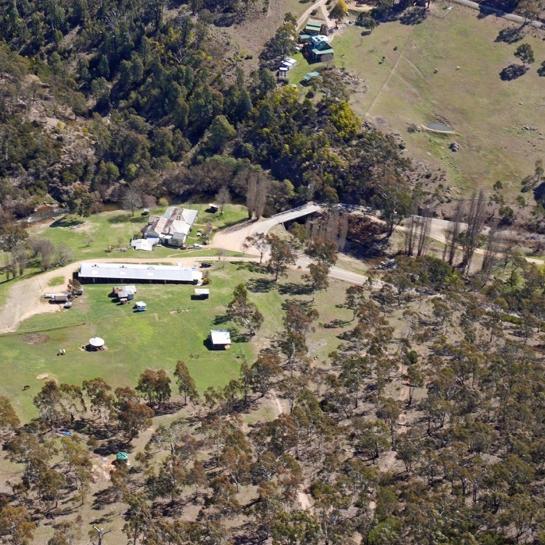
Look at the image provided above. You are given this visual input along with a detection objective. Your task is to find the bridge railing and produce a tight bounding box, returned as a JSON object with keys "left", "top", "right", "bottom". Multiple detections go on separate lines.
{"left": 268, "top": 202, "right": 320, "bottom": 219}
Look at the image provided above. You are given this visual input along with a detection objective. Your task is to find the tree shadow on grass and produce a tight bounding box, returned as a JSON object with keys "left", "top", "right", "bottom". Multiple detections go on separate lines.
{"left": 399, "top": 7, "right": 427, "bottom": 25}
{"left": 50, "top": 216, "right": 84, "bottom": 228}
{"left": 236, "top": 262, "right": 268, "bottom": 274}
{"left": 213, "top": 314, "right": 230, "bottom": 325}
{"left": 278, "top": 282, "right": 313, "bottom": 296}
{"left": 323, "top": 318, "right": 352, "bottom": 329}
{"left": 108, "top": 214, "right": 144, "bottom": 224}
{"left": 499, "top": 63, "right": 528, "bottom": 80}
{"left": 93, "top": 439, "right": 126, "bottom": 457}
{"left": 92, "top": 487, "right": 120, "bottom": 509}
{"left": 496, "top": 26, "right": 524, "bottom": 43}
{"left": 246, "top": 277, "right": 275, "bottom": 293}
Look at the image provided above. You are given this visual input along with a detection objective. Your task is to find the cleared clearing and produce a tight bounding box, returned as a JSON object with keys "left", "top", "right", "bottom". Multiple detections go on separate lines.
{"left": 293, "top": 3, "right": 545, "bottom": 199}
{"left": 0, "top": 263, "right": 352, "bottom": 421}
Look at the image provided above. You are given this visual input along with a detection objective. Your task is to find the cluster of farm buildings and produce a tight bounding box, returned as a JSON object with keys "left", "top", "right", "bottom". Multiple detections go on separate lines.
{"left": 278, "top": 19, "right": 335, "bottom": 83}
{"left": 75, "top": 262, "right": 230, "bottom": 349}
{"left": 131, "top": 206, "right": 199, "bottom": 251}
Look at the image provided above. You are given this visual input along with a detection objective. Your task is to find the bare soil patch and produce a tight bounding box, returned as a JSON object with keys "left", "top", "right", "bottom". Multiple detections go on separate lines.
{"left": 23, "top": 333, "right": 49, "bottom": 345}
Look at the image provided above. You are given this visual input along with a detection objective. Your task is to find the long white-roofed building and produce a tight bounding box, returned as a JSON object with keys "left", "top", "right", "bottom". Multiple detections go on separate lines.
{"left": 78, "top": 263, "right": 203, "bottom": 284}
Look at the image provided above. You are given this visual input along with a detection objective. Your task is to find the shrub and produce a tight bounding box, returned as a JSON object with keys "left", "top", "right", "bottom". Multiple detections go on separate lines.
{"left": 356, "top": 14, "right": 377, "bottom": 29}
{"left": 499, "top": 64, "right": 528, "bottom": 81}
{"left": 514, "top": 43, "right": 535, "bottom": 64}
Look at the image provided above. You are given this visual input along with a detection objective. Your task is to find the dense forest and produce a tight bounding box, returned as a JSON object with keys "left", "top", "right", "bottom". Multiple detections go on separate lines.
{"left": 0, "top": 0, "right": 426, "bottom": 227}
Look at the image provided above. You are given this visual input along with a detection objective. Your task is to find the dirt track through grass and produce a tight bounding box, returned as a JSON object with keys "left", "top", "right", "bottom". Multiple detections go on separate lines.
{"left": 331, "top": 3, "right": 545, "bottom": 198}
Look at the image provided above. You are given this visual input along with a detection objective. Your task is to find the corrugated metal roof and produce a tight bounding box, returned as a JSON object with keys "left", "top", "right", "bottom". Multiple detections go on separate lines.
{"left": 312, "top": 47, "right": 334, "bottom": 55}
{"left": 181, "top": 209, "right": 198, "bottom": 225}
{"left": 79, "top": 263, "right": 203, "bottom": 283}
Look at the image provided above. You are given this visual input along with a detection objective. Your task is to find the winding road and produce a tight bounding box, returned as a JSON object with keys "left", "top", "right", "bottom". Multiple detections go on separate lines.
{"left": 2, "top": 203, "right": 541, "bottom": 334}
{"left": 0, "top": 205, "right": 368, "bottom": 334}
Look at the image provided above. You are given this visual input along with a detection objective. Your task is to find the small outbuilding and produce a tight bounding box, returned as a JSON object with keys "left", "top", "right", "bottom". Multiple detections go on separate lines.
{"left": 87, "top": 337, "right": 105, "bottom": 351}
{"left": 304, "top": 35, "right": 334, "bottom": 63}
{"left": 134, "top": 301, "right": 147, "bottom": 312}
{"left": 131, "top": 238, "right": 156, "bottom": 252}
{"left": 46, "top": 293, "right": 71, "bottom": 304}
{"left": 112, "top": 285, "right": 137, "bottom": 303}
{"left": 302, "top": 71, "right": 321, "bottom": 85}
{"left": 193, "top": 288, "right": 210, "bottom": 300}
{"left": 209, "top": 329, "right": 231, "bottom": 350}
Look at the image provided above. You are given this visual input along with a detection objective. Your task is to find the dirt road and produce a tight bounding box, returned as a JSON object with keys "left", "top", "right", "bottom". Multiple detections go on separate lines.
{"left": 211, "top": 203, "right": 322, "bottom": 254}
{"left": 0, "top": 250, "right": 368, "bottom": 334}
{"left": 0, "top": 256, "right": 248, "bottom": 334}
{"left": 297, "top": 0, "right": 328, "bottom": 29}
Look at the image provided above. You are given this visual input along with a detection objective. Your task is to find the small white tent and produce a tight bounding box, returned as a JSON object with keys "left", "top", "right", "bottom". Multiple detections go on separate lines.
{"left": 88, "top": 337, "right": 105, "bottom": 350}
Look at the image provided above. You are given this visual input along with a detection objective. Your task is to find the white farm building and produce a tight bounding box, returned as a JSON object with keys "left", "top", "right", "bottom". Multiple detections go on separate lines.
{"left": 143, "top": 206, "right": 198, "bottom": 248}
{"left": 78, "top": 263, "right": 203, "bottom": 284}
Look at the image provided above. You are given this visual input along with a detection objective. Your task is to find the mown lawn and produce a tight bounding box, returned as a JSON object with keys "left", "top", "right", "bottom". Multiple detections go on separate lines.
{"left": 30, "top": 203, "right": 248, "bottom": 261}
{"left": 301, "top": 4, "right": 545, "bottom": 199}
{"left": 0, "top": 262, "right": 353, "bottom": 421}
{"left": 0, "top": 204, "right": 247, "bottom": 308}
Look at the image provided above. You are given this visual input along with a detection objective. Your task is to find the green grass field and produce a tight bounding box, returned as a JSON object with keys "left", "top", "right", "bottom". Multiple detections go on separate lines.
{"left": 0, "top": 262, "right": 352, "bottom": 420}
{"left": 0, "top": 204, "right": 247, "bottom": 307}
{"left": 30, "top": 203, "right": 247, "bottom": 261}
{"left": 292, "top": 4, "right": 545, "bottom": 199}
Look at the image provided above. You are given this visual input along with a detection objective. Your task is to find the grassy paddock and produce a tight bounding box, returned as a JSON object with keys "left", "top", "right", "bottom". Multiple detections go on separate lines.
{"left": 0, "top": 263, "right": 352, "bottom": 420}
{"left": 47, "top": 275, "right": 65, "bottom": 287}
{"left": 298, "top": 4, "right": 545, "bottom": 198}
{"left": 30, "top": 203, "right": 248, "bottom": 261}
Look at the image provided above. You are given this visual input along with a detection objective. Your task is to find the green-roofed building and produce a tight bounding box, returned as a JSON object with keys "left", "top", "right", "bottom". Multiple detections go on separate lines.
{"left": 310, "top": 46, "right": 334, "bottom": 62}
{"left": 116, "top": 451, "right": 129, "bottom": 463}
{"left": 303, "top": 19, "right": 325, "bottom": 36}
{"left": 302, "top": 71, "right": 321, "bottom": 85}
{"left": 304, "top": 36, "right": 334, "bottom": 63}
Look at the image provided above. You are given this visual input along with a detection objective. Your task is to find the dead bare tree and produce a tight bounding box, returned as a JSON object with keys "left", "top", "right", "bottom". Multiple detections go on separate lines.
{"left": 462, "top": 190, "right": 487, "bottom": 275}
{"left": 305, "top": 208, "right": 350, "bottom": 250}
{"left": 480, "top": 224, "right": 502, "bottom": 283}
{"left": 246, "top": 174, "right": 257, "bottom": 219}
{"left": 337, "top": 212, "right": 349, "bottom": 251}
{"left": 405, "top": 216, "right": 418, "bottom": 256}
{"left": 416, "top": 210, "right": 432, "bottom": 257}
{"left": 255, "top": 178, "right": 269, "bottom": 219}
{"left": 215, "top": 186, "right": 231, "bottom": 215}
{"left": 444, "top": 200, "right": 464, "bottom": 266}
{"left": 92, "top": 526, "right": 112, "bottom": 545}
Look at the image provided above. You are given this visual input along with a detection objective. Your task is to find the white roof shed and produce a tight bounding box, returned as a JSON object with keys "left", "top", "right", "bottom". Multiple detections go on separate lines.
{"left": 210, "top": 330, "right": 231, "bottom": 346}
{"left": 79, "top": 263, "right": 203, "bottom": 284}
{"left": 131, "top": 239, "right": 155, "bottom": 251}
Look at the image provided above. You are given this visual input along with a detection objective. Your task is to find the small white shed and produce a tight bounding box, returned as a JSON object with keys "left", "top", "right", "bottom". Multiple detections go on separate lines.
{"left": 209, "top": 330, "right": 231, "bottom": 349}
{"left": 131, "top": 238, "right": 155, "bottom": 251}
{"left": 194, "top": 288, "right": 210, "bottom": 299}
